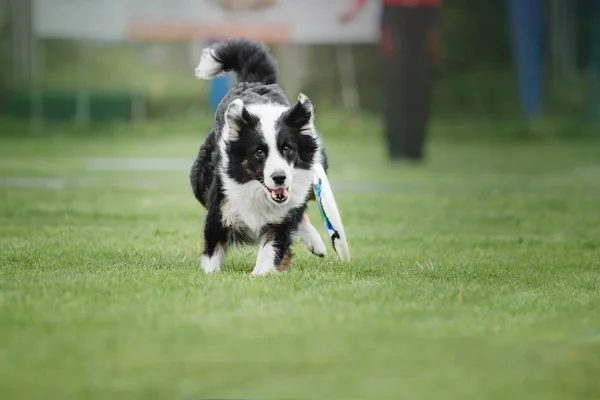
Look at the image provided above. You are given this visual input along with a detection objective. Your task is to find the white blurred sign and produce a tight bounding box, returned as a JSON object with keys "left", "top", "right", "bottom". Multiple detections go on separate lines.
{"left": 34, "top": 0, "right": 381, "bottom": 43}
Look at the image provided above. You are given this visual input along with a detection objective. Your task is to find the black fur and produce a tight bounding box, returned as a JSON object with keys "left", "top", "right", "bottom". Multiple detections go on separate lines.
{"left": 190, "top": 130, "right": 217, "bottom": 207}
{"left": 210, "top": 38, "right": 278, "bottom": 85}
{"left": 202, "top": 177, "right": 227, "bottom": 257}
{"left": 276, "top": 103, "right": 320, "bottom": 171}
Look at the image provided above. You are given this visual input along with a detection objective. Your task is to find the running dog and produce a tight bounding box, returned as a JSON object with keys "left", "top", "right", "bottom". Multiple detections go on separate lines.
{"left": 190, "top": 38, "right": 328, "bottom": 275}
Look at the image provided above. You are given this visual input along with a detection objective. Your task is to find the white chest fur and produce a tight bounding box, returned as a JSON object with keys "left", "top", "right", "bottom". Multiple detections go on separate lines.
{"left": 221, "top": 169, "right": 313, "bottom": 239}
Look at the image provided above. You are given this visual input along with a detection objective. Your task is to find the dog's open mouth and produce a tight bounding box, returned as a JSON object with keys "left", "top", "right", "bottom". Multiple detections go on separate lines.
{"left": 269, "top": 187, "right": 289, "bottom": 203}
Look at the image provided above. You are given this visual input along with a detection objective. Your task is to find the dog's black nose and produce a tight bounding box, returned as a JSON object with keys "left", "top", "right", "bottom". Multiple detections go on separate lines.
{"left": 271, "top": 171, "right": 287, "bottom": 186}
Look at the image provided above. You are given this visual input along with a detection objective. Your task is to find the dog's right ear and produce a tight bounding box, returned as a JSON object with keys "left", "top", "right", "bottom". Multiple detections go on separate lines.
{"left": 223, "top": 99, "right": 258, "bottom": 141}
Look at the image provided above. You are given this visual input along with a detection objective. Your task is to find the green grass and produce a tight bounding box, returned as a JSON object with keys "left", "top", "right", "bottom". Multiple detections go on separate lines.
{"left": 1, "top": 117, "right": 599, "bottom": 400}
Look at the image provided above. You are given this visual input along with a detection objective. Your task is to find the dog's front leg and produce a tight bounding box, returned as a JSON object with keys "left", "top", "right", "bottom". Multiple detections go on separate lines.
{"left": 297, "top": 212, "right": 327, "bottom": 257}
{"left": 252, "top": 226, "right": 293, "bottom": 276}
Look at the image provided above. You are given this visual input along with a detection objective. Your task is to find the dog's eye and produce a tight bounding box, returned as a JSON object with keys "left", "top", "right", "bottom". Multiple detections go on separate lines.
{"left": 282, "top": 146, "right": 292, "bottom": 155}
{"left": 254, "top": 149, "right": 265, "bottom": 159}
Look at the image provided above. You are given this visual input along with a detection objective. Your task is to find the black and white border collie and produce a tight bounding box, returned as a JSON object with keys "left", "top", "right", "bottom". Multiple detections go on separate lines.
{"left": 190, "top": 39, "right": 328, "bottom": 276}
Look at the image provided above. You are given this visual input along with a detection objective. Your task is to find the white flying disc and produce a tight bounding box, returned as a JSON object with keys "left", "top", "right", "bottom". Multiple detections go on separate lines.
{"left": 312, "top": 163, "right": 350, "bottom": 262}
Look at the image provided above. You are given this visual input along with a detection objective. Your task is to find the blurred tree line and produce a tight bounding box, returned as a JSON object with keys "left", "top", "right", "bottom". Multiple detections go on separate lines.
{"left": 1, "top": 0, "right": 598, "bottom": 120}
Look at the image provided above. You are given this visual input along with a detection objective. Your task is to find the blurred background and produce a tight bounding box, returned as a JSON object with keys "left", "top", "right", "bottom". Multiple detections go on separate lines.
{"left": 1, "top": 0, "right": 598, "bottom": 131}
{"left": 2, "top": 2, "right": 600, "bottom": 399}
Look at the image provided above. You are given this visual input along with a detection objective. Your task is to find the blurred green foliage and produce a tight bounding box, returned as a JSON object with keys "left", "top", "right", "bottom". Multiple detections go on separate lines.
{"left": 1, "top": 0, "right": 598, "bottom": 121}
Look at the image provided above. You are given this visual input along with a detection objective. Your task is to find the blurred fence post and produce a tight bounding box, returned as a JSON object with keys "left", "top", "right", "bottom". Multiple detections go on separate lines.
{"left": 507, "top": 0, "right": 545, "bottom": 119}
{"left": 591, "top": 0, "right": 600, "bottom": 122}
{"left": 10, "top": 0, "right": 20, "bottom": 84}
{"left": 131, "top": 92, "right": 146, "bottom": 124}
{"left": 11, "top": 0, "right": 32, "bottom": 85}
{"left": 75, "top": 41, "right": 90, "bottom": 125}
{"left": 550, "top": 0, "right": 577, "bottom": 80}
{"left": 336, "top": 45, "right": 360, "bottom": 112}
{"left": 131, "top": 43, "right": 146, "bottom": 124}
{"left": 30, "top": 24, "right": 43, "bottom": 131}
{"left": 277, "top": 44, "right": 309, "bottom": 100}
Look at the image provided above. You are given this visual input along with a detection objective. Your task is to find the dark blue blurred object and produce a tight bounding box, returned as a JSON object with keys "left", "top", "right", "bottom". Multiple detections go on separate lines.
{"left": 206, "top": 40, "right": 232, "bottom": 112}
{"left": 209, "top": 72, "right": 231, "bottom": 112}
{"left": 507, "top": 0, "right": 545, "bottom": 119}
{"left": 207, "top": 40, "right": 232, "bottom": 112}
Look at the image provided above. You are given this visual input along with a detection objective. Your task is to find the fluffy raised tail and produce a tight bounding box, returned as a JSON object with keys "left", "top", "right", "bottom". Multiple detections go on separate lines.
{"left": 194, "top": 38, "right": 278, "bottom": 85}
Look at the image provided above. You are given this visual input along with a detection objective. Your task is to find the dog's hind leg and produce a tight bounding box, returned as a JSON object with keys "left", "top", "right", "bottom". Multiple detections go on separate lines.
{"left": 190, "top": 130, "right": 218, "bottom": 208}
{"left": 200, "top": 185, "right": 228, "bottom": 273}
{"left": 200, "top": 241, "right": 225, "bottom": 273}
{"left": 297, "top": 212, "right": 327, "bottom": 258}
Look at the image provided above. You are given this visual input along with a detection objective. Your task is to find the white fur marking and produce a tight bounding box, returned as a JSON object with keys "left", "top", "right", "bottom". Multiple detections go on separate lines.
{"left": 200, "top": 245, "right": 225, "bottom": 273}
{"left": 195, "top": 48, "right": 222, "bottom": 80}
{"left": 252, "top": 241, "right": 278, "bottom": 276}
{"left": 297, "top": 220, "right": 327, "bottom": 257}
{"left": 247, "top": 104, "right": 292, "bottom": 190}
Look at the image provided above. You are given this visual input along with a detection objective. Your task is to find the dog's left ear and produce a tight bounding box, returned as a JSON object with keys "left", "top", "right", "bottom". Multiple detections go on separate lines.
{"left": 281, "top": 93, "right": 315, "bottom": 136}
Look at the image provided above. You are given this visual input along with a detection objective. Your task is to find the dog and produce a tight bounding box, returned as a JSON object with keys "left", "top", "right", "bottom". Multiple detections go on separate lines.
{"left": 190, "top": 38, "right": 329, "bottom": 276}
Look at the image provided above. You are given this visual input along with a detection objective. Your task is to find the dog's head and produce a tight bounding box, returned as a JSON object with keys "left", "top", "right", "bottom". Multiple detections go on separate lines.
{"left": 219, "top": 94, "right": 320, "bottom": 205}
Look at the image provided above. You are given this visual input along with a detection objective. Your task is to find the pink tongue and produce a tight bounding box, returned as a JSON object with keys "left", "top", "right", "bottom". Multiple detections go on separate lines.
{"left": 270, "top": 188, "right": 288, "bottom": 200}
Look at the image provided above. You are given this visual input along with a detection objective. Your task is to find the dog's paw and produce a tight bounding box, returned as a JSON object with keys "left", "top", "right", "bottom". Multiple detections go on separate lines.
{"left": 300, "top": 225, "right": 327, "bottom": 258}
{"left": 200, "top": 255, "right": 220, "bottom": 273}
{"left": 306, "top": 236, "right": 327, "bottom": 258}
{"left": 252, "top": 242, "right": 279, "bottom": 276}
{"left": 251, "top": 264, "right": 277, "bottom": 276}
{"left": 200, "top": 247, "right": 225, "bottom": 273}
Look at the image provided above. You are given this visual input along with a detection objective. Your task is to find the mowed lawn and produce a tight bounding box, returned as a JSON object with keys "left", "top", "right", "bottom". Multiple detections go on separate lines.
{"left": 0, "top": 119, "right": 599, "bottom": 400}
